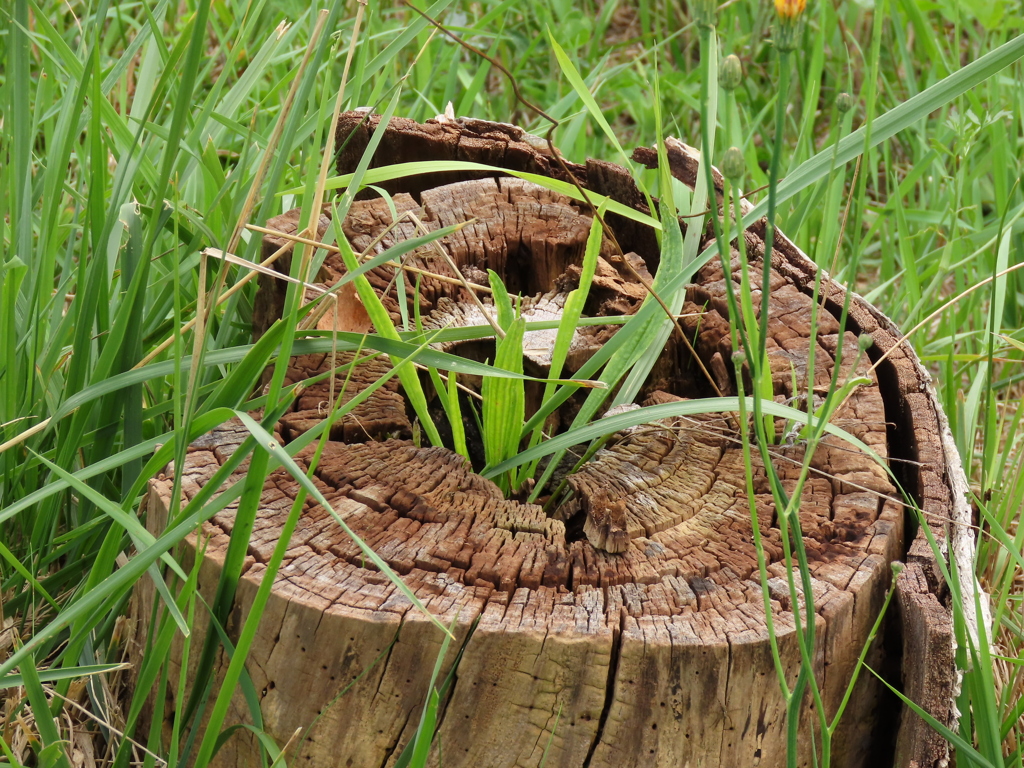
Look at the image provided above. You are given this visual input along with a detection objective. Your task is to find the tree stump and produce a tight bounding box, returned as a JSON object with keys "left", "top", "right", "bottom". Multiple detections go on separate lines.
{"left": 138, "top": 113, "right": 974, "bottom": 768}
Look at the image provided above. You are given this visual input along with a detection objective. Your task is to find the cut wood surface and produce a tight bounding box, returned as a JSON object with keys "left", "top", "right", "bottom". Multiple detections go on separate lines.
{"left": 137, "top": 113, "right": 971, "bottom": 768}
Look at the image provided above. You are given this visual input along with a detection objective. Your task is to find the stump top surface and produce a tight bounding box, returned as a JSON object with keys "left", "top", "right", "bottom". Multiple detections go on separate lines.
{"left": 176, "top": 117, "right": 908, "bottom": 637}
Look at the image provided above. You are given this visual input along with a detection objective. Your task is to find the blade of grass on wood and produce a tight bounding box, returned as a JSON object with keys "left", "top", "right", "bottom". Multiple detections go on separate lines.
{"left": 487, "top": 396, "right": 884, "bottom": 479}
{"left": 283, "top": 161, "right": 661, "bottom": 231}
{"left": 335, "top": 224, "right": 444, "bottom": 447}
{"left": 482, "top": 316, "right": 526, "bottom": 492}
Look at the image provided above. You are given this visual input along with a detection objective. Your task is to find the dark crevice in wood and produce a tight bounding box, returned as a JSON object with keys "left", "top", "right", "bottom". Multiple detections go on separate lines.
{"left": 865, "top": 602, "right": 908, "bottom": 766}
{"left": 368, "top": 626, "right": 407, "bottom": 765}
{"left": 582, "top": 606, "right": 623, "bottom": 768}
{"left": 562, "top": 507, "right": 590, "bottom": 550}
{"left": 868, "top": 353, "right": 920, "bottom": 555}
{"left": 374, "top": 699, "right": 414, "bottom": 768}
{"left": 420, "top": 622, "right": 477, "bottom": 762}
{"left": 638, "top": 326, "right": 728, "bottom": 403}
{"left": 717, "top": 637, "right": 734, "bottom": 768}
{"left": 817, "top": 295, "right": 921, "bottom": 558}
{"left": 425, "top": 389, "right": 487, "bottom": 472}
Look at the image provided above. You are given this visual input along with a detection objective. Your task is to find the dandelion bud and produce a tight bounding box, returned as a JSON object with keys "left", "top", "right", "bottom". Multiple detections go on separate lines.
{"left": 858, "top": 333, "right": 874, "bottom": 351}
{"left": 836, "top": 92, "right": 856, "bottom": 114}
{"left": 721, "top": 146, "right": 745, "bottom": 181}
{"left": 719, "top": 55, "right": 743, "bottom": 91}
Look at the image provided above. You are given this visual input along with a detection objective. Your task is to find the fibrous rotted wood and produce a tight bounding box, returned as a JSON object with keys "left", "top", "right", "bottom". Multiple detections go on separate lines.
{"left": 631, "top": 140, "right": 959, "bottom": 558}
{"left": 138, "top": 113, "right": 970, "bottom": 768}
{"left": 279, "top": 352, "right": 411, "bottom": 442}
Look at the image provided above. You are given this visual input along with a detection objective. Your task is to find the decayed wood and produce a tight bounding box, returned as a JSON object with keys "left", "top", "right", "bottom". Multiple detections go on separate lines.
{"left": 137, "top": 113, "right": 971, "bottom": 768}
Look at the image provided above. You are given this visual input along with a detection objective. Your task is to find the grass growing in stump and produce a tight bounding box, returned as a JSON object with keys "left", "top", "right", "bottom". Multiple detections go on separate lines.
{"left": 1, "top": 1, "right": 1023, "bottom": 766}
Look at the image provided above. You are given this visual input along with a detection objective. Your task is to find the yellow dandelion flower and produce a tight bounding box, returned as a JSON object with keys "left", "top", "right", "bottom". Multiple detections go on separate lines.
{"left": 774, "top": 0, "right": 807, "bottom": 20}
{"left": 773, "top": 0, "right": 807, "bottom": 51}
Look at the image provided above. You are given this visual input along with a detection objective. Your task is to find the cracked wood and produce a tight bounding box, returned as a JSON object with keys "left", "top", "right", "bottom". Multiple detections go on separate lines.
{"left": 134, "top": 113, "right": 968, "bottom": 768}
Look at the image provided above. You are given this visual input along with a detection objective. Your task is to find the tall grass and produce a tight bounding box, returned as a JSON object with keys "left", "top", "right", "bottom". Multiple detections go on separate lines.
{"left": 1, "top": 0, "right": 1023, "bottom": 766}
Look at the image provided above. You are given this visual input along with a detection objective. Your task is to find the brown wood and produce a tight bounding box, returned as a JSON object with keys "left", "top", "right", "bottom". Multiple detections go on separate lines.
{"left": 135, "top": 113, "right": 970, "bottom": 768}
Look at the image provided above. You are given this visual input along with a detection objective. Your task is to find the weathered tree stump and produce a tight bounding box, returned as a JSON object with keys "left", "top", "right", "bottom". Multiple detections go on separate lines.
{"left": 138, "top": 114, "right": 974, "bottom": 768}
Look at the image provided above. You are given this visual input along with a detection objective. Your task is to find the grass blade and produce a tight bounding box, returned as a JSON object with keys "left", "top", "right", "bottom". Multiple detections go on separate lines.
{"left": 482, "top": 316, "right": 526, "bottom": 491}
{"left": 486, "top": 396, "right": 884, "bottom": 479}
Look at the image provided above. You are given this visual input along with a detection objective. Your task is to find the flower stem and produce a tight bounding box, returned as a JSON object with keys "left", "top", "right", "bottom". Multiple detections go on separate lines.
{"left": 760, "top": 50, "right": 790, "bottom": 376}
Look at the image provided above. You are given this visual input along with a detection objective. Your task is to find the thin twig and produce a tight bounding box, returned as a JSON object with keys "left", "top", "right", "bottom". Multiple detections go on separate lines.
{"left": 829, "top": 156, "right": 860, "bottom": 278}
{"left": 414, "top": 364, "right": 484, "bottom": 401}
{"left": 676, "top": 180, "right": 779, "bottom": 219}
{"left": 136, "top": 230, "right": 297, "bottom": 369}
{"left": 246, "top": 222, "right": 342, "bottom": 252}
{"left": 613, "top": 255, "right": 723, "bottom": 397}
{"left": 868, "top": 260, "right": 1024, "bottom": 376}
{"left": 401, "top": 264, "right": 493, "bottom": 292}
{"left": 248, "top": 222, "right": 495, "bottom": 296}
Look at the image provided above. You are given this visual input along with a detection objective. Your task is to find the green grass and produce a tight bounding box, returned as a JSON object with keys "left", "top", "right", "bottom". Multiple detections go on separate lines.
{"left": 1, "top": 0, "right": 1023, "bottom": 766}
